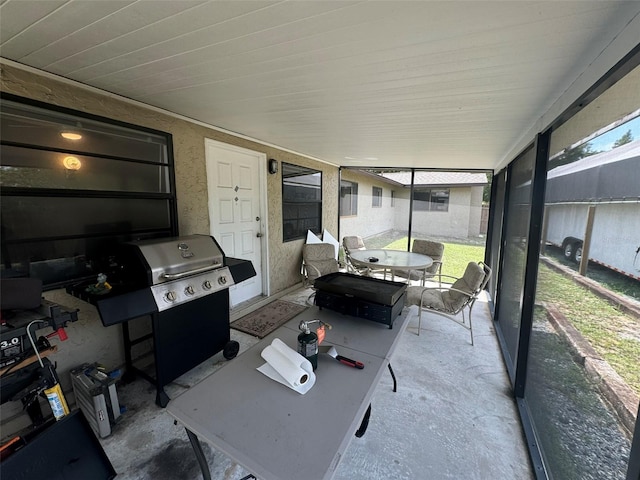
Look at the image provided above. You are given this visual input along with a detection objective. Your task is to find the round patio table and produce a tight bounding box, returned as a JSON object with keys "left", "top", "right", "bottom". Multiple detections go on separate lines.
{"left": 349, "top": 249, "right": 433, "bottom": 284}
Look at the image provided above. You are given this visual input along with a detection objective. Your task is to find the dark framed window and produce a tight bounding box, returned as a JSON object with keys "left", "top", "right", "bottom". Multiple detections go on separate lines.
{"left": 413, "top": 188, "right": 449, "bottom": 211}
{"left": 391, "top": 190, "right": 396, "bottom": 207}
{"left": 372, "top": 186, "right": 382, "bottom": 207}
{"left": 340, "top": 180, "right": 358, "bottom": 216}
{"left": 0, "top": 94, "right": 177, "bottom": 290}
{"left": 282, "top": 163, "right": 322, "bottom": 242}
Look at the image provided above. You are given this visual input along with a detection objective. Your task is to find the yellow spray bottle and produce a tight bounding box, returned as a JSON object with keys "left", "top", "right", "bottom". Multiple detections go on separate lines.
{"left": 27, "top": 320, "right": 70, "bottom": 420}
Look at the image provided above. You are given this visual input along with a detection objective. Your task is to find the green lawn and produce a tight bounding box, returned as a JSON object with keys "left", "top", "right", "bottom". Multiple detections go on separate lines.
{"left": 382, "top": 237, "right": 485, "bottom": 279}
{"left": 375, "top": 234, "right": 639, "bottom": 395}
{"left": 536, "top": 263, "right": 640, "bottom": 396}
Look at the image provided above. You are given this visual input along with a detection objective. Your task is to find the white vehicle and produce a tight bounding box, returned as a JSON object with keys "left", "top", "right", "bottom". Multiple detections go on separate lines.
{"left": 543, "top": 140, "right": 640, "bottom": 281}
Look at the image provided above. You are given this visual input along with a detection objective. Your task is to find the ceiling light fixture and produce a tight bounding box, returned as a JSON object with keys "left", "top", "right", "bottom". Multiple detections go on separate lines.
{"left": 63, "top": 156, "right": 82, "bottom": 170}
{"left": 60, "top": 131, "right": 82, "bottom": 140}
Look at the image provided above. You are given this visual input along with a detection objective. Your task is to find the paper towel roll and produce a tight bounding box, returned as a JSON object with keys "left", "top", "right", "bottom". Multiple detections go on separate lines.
{"left": 261, "top": 344, "right": 308, "bottom": 386}
{"left": 257, "top": 338, "right": 316, "bottom": 394}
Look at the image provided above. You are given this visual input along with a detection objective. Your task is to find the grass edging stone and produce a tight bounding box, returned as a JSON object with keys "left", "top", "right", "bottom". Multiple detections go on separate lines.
{"left": 544, "top": 301, "right": 638, "bottom": 438}
{"left": 540, "top": 256, "right": 640, "bottom": 318}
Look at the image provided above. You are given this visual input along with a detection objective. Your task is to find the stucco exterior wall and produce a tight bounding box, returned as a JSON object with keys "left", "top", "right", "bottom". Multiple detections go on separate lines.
{"left": 0, "top": 64, "right": 338, "bottom": 422}
{"left": 340, "top": 168, "right": 484, "bottom": 241}
{"left": 339, "top": 170, "right": 400, "bottom": 241}
{"left": 468, "top": 186, "right": 484, "bottom": 236}
{"left": 266, "top": 154, "right": 338, "bottom": 292}
{"left": 411, "top": 187, "right": 472, "bottom": 238}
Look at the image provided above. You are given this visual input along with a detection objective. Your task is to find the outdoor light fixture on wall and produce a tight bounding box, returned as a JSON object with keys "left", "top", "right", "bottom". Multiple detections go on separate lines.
{"left": 268, "top": 158, "right": 278, "bottom": 174}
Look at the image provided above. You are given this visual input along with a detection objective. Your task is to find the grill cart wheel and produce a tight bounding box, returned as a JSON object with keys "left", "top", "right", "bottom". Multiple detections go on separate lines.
{"left": 223, "top": 340, "right": 240, "bottom": 360}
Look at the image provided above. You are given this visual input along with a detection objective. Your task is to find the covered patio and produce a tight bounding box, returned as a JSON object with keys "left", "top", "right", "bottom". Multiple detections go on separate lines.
{"left": 1, "top": 2, "right": 639, "bottom": 479}
{"left": 100, "top": 284, "right": 532, "bottom": 480}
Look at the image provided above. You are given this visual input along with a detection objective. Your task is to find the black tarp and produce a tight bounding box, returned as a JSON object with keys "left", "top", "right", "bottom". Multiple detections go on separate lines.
{"left": 545, "top": 140, "right": 640, "bottom": 203}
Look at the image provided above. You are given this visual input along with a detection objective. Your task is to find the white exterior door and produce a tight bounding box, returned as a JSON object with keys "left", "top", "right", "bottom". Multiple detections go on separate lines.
{"left": 205, "top": 139, "right": 266, "bottom": 307}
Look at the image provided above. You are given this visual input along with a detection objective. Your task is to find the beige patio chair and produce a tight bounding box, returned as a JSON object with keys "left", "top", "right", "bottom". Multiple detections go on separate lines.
{"left": 392, "top": 239, "right": 444, "bottom": 286}
{"left": 301, "top": 243, "right": 339, "bottom": 287}
{"left": 406, "top": 261, "right": 491, "bottom": 345}
{"left": 341, "top": 235, "right": 388, "bottom": 278}
{"left": 342, "top": 235, "right": 369, "bottom": 275}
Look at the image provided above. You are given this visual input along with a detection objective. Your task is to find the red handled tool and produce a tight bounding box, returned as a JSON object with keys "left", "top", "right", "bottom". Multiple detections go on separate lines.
{"left": 320, "top": 345, "right": 364, "bottom": 369}
{"left": 335, "top": 354, "right": 364, "bottom": 369}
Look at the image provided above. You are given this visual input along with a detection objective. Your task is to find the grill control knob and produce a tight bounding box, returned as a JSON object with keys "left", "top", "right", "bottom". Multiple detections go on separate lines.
{"left": 202, "top": 280, "right": 212, "bottom": 290}
{"left": 184, "top": 285, "right": 195, "bottom": 296}
{"left": 164, "top": 291, "right": 177, "bottom": 302}
{"left": 218, "top": 276, "right": 227, "bottom": 286}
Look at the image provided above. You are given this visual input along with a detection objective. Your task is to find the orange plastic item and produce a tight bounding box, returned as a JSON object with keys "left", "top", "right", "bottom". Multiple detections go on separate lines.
{"left": 316, "top": 325, "right": 326, "bottom": 344}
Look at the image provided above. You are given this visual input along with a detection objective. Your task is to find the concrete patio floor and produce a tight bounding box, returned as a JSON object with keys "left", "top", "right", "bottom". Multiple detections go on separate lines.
{"left": 99, "top": 286, "right": 534, "bottom": 480}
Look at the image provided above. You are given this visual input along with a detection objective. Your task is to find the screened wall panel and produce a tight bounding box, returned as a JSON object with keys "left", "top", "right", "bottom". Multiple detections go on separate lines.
{"left": 487, "top": 169, "right": 506, "bottom": 301}
{"left": 494, "top": 145, "right": 535, "bottom": 368}
{"left": 523, "top": 64, "right": 639, "bottom": 479}
{"left": 339, "top": 168, "right": 489, "bottom": 280}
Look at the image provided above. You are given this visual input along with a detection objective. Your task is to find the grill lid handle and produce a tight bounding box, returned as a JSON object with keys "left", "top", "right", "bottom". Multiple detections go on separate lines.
{"left": 160, "top": 263, "right": 222, "bottom": 280}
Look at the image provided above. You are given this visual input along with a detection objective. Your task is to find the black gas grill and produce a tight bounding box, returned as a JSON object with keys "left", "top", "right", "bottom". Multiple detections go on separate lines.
{"left": 89, "top": 234, "right": 255, "bottom": 407}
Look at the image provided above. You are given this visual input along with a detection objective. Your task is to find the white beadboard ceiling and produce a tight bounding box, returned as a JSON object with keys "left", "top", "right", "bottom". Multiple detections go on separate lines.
{"left": 1, "top": 0, "right": 639, "bottom": 170}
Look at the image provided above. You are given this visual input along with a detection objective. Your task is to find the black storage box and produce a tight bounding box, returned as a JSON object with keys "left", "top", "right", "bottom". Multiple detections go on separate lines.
{"left": 0, "top": 409, "right": 116, "bottom": 480}
{"left": 313, "top": 272, "right": 407, "bottom": 328}
{"left": 0, "top": 278, "right": 42, "bottom": 310}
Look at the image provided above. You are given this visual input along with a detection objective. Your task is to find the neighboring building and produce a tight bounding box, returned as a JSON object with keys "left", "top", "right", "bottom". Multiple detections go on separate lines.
{"left": 340, "top": 170, "right": 488, "bottom": 241}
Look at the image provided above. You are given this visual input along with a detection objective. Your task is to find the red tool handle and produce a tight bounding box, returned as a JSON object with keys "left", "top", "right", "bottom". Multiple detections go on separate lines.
{"left": 336, "top": 355, "right": 364, "bottom": 369}
{"left": 46, "top": 328, "right": 68, "bottom": 341}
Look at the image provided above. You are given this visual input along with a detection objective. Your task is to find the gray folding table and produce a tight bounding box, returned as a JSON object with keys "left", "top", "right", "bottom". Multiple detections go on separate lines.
{"left": 166, "top": 307, "right": 410, "bottom": 480}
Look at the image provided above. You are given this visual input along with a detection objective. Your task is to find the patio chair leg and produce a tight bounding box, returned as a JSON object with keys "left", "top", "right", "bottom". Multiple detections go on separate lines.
{"left": 306, "top": 291, "right": 316, "bottom": 306}
{"left": 465, "top": 306, "right": 475, "bottom": 346}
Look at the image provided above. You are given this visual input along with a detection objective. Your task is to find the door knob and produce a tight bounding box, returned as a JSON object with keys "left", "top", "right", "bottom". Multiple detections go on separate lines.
{"left": 256, "top": 232, "right": 263, "bottom": 238}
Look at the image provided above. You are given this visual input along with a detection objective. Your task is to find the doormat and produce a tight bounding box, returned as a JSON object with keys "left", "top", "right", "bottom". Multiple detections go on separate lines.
{"left": 231, "top": 300, "right": 307, "bottom": 339}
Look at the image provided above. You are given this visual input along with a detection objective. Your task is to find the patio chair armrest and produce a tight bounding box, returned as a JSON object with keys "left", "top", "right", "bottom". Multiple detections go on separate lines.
{"left": 444, "top": 287, "right": 475, "bottom": 298}
{"left": 419, "top": 286, "right": 474, "bottom": 302}
{"left": 436, "top": 273, "right": 460, "bottom": 282}
{"left": 302, "top": 263, "right": 323, "bottom": 280}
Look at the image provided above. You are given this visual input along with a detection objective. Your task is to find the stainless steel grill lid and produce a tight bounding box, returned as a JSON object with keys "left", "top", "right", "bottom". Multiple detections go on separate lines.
{"left": 121, "top": 234, "right": 233, "bottom": 312}
{"left": 131, "top": 234, "right": 224, "bottom": 286}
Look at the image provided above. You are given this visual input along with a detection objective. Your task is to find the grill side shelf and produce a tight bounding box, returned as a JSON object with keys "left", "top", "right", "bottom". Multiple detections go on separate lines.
{"left": 226, "top": 257, "right": 257, "bottom": 284}
{"left": 66, "top": 283, "right": 156, "bottom": 326}
{"left": 94, "top": 289, "right": 156, "bottom": 327}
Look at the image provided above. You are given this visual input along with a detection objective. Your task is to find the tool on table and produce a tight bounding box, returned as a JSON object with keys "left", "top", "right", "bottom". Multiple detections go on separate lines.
{"left": 297, "top": 319, "right": 331, "bottom": 371}
{"left": 319, "top": 345, "right": 364, "bottom": 369}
